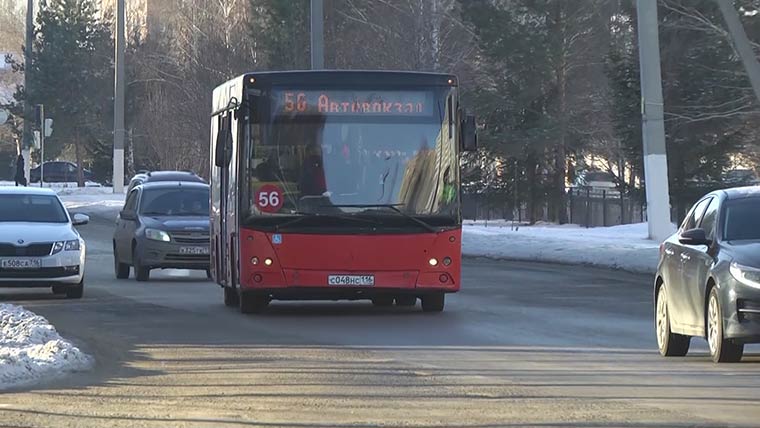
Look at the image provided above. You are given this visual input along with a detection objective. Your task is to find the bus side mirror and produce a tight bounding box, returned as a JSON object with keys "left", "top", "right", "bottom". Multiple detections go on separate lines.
{"left": 214, "top": 115, "right": 232, "bottom": 168}
{"left": 461, "top": 114, "right": 478, "bottom": 152}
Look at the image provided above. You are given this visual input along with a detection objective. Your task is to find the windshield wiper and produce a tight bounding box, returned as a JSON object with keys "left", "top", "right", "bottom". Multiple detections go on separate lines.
{"left": 141, "top": 211, "right": 169, "bottom": 216}
{"left": 274, "top": 212, "right": 382, "bottom": 232}
{"left": 326, "top": 204, "right": 439, "bottom": 233}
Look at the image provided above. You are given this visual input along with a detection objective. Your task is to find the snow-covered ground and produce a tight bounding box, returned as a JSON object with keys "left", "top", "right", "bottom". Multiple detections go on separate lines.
{"left": 0, "top": 304, "right": 92, "bottom": 391}
{"left": 57, "top": 186, "right": 126, "bottom": 217}
{"left": 463, "top": 221, "right": 668, "bottom": 274}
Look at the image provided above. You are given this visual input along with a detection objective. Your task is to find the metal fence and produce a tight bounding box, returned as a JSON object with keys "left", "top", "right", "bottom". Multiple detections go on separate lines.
{"left": 462, "top": 188, "right": 646, "bottom": 227}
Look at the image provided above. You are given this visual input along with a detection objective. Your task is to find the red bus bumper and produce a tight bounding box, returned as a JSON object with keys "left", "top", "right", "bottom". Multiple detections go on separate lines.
{"left": 237, "top": 228, "right": 462, "bottom": 296}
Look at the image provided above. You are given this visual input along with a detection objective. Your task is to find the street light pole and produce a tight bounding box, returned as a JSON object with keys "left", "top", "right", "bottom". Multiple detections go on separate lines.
{"left": 310, "top": 0, "right": 324, "bottom": 69}
{"left": 22, "top": 0, "right": 33, "bottom": 184}
{"left": 113, "top": 0, "right": 126, "bottom": 193}
{"left": 636, "top": 0, "right": 672, "bottom": 241}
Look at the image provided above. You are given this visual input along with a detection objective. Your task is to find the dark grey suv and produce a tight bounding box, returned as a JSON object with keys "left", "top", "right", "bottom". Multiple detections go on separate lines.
{"left": 655, "top": 186, "right": 760, "bottom": 363}
{"left": 113, "top": 181, "right": 210, "bottom": 281}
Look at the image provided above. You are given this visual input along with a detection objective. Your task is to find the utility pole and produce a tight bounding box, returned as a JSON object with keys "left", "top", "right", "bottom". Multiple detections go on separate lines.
{"left": 36, "top": 104, "right": 44, "bottom": 187}
{"left": 716, "top": 0, "right": 760, "bottom": 106}
{"left": 636, "top": 0, "right": 672, "bottom": 241}
{"left": 310, "top": 0, "right": 324, "bottom": 69}
{"left": 22, "top": 0, "right": 33, "bottom": 184}
{"left": 113, "top": 0, "right": 126, "bottom": 193}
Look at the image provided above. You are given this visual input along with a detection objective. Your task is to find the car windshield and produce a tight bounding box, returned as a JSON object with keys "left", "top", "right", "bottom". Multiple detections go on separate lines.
{"left": 139, "top": 188, "right": 209, "bottom": 216}
{"left": 724, "top": 198, "right": 760, "bottom": 241}
{"left": 0, "top": 194, "right": 68, "bottom": 223}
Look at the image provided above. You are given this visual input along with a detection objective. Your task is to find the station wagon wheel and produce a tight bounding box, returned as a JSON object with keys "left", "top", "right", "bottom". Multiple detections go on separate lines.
{"left": 707, "top": 288, "right": 744, "bottom": 363}
{"left": 655, "top": 284, "right": 690, "bottom": 357}
{"left": 65, "top": 278, "right": 84, "bottom": 299}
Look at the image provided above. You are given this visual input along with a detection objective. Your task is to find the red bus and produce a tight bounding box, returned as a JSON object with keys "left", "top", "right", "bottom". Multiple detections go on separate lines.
{"left": 209, "top": 71, "right": 477, "bottom": 313}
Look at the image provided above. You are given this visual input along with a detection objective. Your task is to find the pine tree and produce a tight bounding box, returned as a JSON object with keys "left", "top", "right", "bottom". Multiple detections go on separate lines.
{"left": 7, "top": 0, "right": 113, "bottom": 186}
{"left": 250, "top": 0, "right": 310, "bottom": 70}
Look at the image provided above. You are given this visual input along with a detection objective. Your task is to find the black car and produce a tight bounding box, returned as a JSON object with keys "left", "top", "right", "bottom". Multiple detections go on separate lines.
{"left": 126, "top": 170, "right": 205, "bottom": 193}
{"left": 30, "top": 161, "right": 95, "bottom": 183}
{"left": 655, "top": 186, "right": 760, "bottom": 362}
{"left": 113, "top": 181, "right": 210, "bottom": 281}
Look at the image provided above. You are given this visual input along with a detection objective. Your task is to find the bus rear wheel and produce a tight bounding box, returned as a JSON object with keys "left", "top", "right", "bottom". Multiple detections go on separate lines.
{"left": 421, "top": 293, "right": 445, "bottom": 313}
{"left": 239, "top": 291, "right": 270, "bottom": 314}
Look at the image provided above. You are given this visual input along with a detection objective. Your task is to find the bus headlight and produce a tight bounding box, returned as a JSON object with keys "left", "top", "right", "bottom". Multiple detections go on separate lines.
{"left": 429, "top": 258, "right": 439, "bottom": 267}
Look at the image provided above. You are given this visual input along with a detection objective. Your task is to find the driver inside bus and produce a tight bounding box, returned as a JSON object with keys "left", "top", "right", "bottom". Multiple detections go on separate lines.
{"left": 300, "top": 142, "right": 327, "bottom": 196}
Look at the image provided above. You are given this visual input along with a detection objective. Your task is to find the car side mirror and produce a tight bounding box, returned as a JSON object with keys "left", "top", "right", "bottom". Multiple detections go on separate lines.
{"left": 461, "top": 114, "right": 478, "bottom": 152}
{"left": 72, "top": 213, "right": 90, "bottom": 226}
{"left": 679, "top": 228, "right": 710, "bottom": 246}
{"left": 119, "top": 210, "right": 136, "bottom": 221}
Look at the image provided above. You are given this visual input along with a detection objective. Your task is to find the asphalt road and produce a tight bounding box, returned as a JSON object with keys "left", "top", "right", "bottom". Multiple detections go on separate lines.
{"left": 1, "top": 211, "right": 760, "bottom": 427}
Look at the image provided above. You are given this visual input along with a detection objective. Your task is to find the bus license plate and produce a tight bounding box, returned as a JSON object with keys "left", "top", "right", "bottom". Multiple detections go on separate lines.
{"left": 328, "top": 275, "right": 375, "bottom": 286}
{"left": 1, "top": 259, "right": 42, "bottom": 269}
{"left": 179, "top": 246, "right": 209, "bottom": 255}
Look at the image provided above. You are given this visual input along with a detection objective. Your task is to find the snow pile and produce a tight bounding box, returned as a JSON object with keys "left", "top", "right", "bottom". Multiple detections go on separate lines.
{"left": 57, "top": 186, "right": 126, "bottom": 217}
{"left": 463, "top": 222, "right": 667, "bottom": 274}
{"left": 0, "top": 304, "right": 92, "bottom": 390}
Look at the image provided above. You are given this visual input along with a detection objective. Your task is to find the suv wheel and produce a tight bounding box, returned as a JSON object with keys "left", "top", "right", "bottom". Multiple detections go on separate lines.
{"left": 133, "top": 248, "right": 150, "bottom": 282}
{"left": 114, "top": 245, "right": 130, "bottom": 279}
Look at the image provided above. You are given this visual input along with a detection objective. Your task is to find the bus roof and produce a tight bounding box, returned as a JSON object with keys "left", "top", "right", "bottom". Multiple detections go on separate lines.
{"left": 212, "top": 70, "right": 458, "bottom": 115}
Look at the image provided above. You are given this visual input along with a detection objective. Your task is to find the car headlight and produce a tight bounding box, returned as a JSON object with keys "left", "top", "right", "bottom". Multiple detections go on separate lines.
{"left": 730, "top": 262, "right": 760, "bottom": 289}
{"left": 51, "top": 240, "right": 81, "bottom": 254}
{"left": 145, "top": 228, "right": 171, "bottom": 242}
{"left": 64, "top": 239, "right": 80, "bottom": 251}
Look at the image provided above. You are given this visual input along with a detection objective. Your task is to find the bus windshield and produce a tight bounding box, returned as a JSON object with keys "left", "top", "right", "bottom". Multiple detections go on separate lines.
{"left": 244, "top": 86, "right": 459, "bottom": 229}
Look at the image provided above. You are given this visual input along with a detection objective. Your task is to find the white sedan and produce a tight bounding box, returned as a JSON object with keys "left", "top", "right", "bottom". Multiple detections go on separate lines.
{"left": 0, "top": 187, "right": 88, "bottom": 298}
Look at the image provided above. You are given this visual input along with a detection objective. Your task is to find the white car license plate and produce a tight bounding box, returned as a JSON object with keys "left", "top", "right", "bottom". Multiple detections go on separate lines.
{"left": 1, "top": 259, "right": 42, "bottom": 269}
{"left": 328, "top": 275, "right": 375, "bottom": 286}
{"left": 179, "top": 246, "right": 209, "bottom": 255}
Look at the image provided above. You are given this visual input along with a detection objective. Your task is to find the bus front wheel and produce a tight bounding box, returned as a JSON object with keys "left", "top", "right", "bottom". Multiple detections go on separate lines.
{"left": 421, "top": 293, "right": 445, "bottom": 313}
{"left": 239, "top": 291, "right": 270, "bottom": 314}
{"left": 224, "top": 286, "right": 239, "bottom": 307}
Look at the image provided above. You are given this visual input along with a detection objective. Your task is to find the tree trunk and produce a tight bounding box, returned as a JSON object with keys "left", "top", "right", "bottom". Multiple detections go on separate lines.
{"left": 75, "top": 128, "right": 84, "bottom": 187}
{"left": 526, "top": 155, "right": 538, "bottom": 225}
{"left": 554, "top": 2, "right": 569, "bottom": 224}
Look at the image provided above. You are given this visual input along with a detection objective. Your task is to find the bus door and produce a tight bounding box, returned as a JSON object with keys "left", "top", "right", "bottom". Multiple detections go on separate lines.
{"left": 213, "top": 112, "right": 235, "bottom": 286}
{"left": 225, "top": 111, "right": 242, "bottom": 289}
